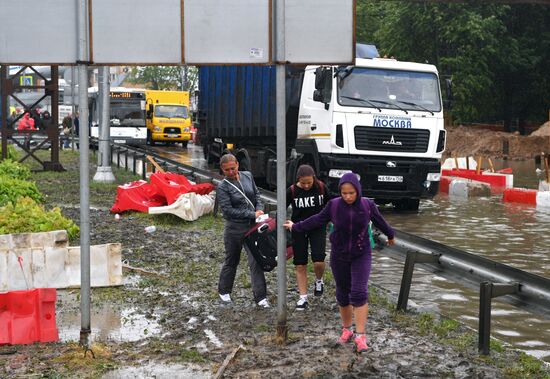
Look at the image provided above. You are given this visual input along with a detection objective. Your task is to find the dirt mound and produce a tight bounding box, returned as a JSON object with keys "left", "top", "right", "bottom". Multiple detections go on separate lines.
{"left": 445, "top": 125, "right": 550, "bottom": 160}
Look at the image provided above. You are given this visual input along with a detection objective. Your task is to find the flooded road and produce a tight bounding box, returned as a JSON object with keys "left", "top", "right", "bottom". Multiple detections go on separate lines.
{"left": 376, "top": 159, "right": 550, "bottom": 361}
{"left": 124, "top": 145, "right": 550, "bottom": 361}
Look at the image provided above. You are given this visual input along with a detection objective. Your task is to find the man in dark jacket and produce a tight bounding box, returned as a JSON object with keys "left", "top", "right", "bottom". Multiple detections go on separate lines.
{"left": 216, "top": 153, "right": 269, "bottom": 308}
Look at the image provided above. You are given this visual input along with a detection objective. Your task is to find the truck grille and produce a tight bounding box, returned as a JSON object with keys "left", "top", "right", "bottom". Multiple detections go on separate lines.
{"left": 164, "top": 127, "right": 181, "bottom": 133}
{"left": 354, "top": 126, "right": 429, "bottom": 153}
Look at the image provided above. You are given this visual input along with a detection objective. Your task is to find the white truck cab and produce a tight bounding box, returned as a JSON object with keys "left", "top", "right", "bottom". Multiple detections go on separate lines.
{"left": 295, "top": 57, "right": 445, "bottom": 210}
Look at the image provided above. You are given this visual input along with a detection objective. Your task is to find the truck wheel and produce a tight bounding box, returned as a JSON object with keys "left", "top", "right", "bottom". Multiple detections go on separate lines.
{"left": 181, "top": 140, "right": 188, "bottom": 148}
{"left": 394, "top": 199, "right": 420, "bottom": 212}
{"left": 147, "top": 130, "right": 156, "bottom": 146}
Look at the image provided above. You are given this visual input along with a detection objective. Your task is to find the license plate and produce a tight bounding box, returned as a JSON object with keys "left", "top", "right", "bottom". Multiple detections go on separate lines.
{"left": 167, "top": 133, "right": 179, "bottom": 138}
{"left": 378, "top": 175, "right": 403, "bottom": 183}
{"left": 114, "top": 139, "right": 125, "bottom": 144}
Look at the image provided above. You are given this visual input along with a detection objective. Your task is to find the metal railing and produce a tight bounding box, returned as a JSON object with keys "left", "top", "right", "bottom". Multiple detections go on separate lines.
{"left": 98, "top": 138, "right": 550, "bottom": 356}
{"left": 376, "top": 229, "right": 550, "bottom": 355}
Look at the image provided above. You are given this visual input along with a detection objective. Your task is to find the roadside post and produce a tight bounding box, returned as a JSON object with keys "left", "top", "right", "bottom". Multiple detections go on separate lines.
{"left": 77, "top": 0, "right": 91, "bottom": 346}
{"left": 274, "top": 0, "right": 288, "bottom": 342}
{"left": 93, "top": 66, "right": 115, "bottom": 183}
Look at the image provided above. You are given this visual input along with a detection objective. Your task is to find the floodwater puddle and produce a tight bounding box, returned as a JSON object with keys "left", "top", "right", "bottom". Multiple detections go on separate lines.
{"left": 56, "top": 290, "right": 162, "bottom": 343}
{"left": 101, "top": 362, "right": 210, "bottom": 379}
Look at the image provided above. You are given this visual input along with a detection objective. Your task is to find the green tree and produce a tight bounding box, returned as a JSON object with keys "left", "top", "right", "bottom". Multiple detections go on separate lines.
{"left": 127, "top": 66, "right": 198, "bottom": 91}
{"left": 355, "top": 1, "right": 550, "bottom": 127}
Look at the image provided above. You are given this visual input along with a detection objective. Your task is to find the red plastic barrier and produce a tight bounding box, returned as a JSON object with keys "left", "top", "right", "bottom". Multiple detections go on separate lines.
{"left": 150, "top": 172, "right": 215, "bottom": 205}
{"left": 0, "top": 288, "right": 59, "bottom": 345}
{"left": 441, "top": 169, "right": 508, "bottom": 189}
{"left": 110, "top": 180, "right": 167, "bottom": 213}
{"left": 439, "top": 176, "right": 452, "bottom": 194}
{"left": 503, "top": 188, "right": 537, "bottom": 205}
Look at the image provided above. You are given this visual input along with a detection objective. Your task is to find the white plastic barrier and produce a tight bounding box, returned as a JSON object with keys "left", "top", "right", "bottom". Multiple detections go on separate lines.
{"left": 148, "top": 192, "right": 215, "bottom": 221}
{"left": 536, "top": 191, "right": 550, "bottom": 209}
{"left": 0, "top": 230, "right": 122, "bottom": 291}
{"left": 441, "top": 157, "right": 478, "bottom": 170}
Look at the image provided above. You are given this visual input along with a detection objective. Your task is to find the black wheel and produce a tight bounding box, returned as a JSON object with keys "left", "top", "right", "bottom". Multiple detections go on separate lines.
{"left": 181, "top": 140, "right": 188, "bottom": 148}
{"left": 394, "top": 199, "right": 420, "bottom": 212}
{"left": 147, "top": 130, "right": 156, "bottom": 146}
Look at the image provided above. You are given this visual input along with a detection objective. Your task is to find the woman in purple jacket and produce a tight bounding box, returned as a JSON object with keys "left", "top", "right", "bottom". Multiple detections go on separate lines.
{"left": 284, "top": 172, "right": 395, "bottom": 353}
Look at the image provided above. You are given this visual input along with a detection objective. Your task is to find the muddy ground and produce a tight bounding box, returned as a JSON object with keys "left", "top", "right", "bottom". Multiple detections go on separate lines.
{"left": 2, "top": 149, "right": 550, "bottom": 378}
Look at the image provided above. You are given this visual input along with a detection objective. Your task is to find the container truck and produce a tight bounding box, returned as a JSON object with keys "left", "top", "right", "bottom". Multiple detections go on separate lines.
{"left": 145, "top": 90, "right": 192, "bottom": 147}
{"left": 197, "top": 47, "right": 446, "bottom": 211}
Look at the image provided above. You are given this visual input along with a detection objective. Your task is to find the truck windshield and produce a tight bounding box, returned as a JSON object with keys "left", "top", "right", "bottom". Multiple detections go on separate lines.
{"left": 110, "top": 102, "right": 145, "bottom": 127}
{"left": 337, "top": 67, "right": 441, "bottom": 113}
{"left": 154, "top": 105, "right": 188, "bottom": 119}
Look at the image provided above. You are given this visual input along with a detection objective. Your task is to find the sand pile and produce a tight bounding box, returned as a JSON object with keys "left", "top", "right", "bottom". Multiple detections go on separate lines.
{"left": 445, "top": 124, "right": 550, "bottom": 160}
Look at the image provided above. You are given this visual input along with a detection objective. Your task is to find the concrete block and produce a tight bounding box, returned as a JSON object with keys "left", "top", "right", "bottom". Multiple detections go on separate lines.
{"left": 0, "top": 231, "right": 122, "bottom": 291}
{"left": 448, "top": 179, "right": 491, "bottom": 198}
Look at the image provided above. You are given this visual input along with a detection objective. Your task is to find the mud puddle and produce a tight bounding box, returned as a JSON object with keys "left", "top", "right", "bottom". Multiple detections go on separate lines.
{"left": 101, "top": 362, "right": 210, "bottom": 379}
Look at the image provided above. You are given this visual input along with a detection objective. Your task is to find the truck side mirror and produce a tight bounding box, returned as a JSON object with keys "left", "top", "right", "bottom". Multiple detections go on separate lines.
{"left": 314, "top": 67, "right": 326, "bottom": 90}
{"left": 314, "top": 67, "right": 332, "bottom": 108}
{"left": 313, "top": 90, "right": 324, "bottom": 102}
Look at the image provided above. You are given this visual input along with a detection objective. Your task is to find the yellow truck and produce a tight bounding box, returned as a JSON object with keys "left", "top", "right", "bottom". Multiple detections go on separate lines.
{"left": 145, "top": 90, "right": 192, "bottom": 147}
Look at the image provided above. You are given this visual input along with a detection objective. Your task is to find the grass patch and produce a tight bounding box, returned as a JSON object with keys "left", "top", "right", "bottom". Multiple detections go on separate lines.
{"left": 50, "top": 342, "right": 117, "bottom": 377}
{"left": 254, "top": 323, "right": 271, "bottom": 333}
{"left": 144, "top": 213, "right": 224, "bottom": 232}
{"left": 180, "top": 348, "right": 207, "bottom": 363}
{"left": 503, "top": 352, "right": 550, "bottom": 378}
{"left": 369, "top": 286, "right": 395, "bottom": 311}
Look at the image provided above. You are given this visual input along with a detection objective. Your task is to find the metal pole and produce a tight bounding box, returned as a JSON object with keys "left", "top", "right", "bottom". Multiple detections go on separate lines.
{"left": 0, "top": 66, "right": 7, "bottom": 160}
{"left": 478, "top": 281, "right": 492, "bottom": 355}
{"left": 77, "top": 0, "right": 91, "bottom": 346}
{"left": 96, "top": 69, "right": 103, "bottom": 166}
{"left": 70, "top": 66, "right": 76, "bottom": 151}
{"left": 274, "top": 0, "right": 288, "bottom": 343}
{"left": 397, "top": 251, "right": 417, "bottom": 312}
{"left": 93, "top": 66, "right": 115, "bottom": 182}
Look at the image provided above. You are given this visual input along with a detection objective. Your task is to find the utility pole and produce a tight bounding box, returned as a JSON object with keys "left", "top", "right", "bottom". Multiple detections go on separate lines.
{"left": 77, "top": 0, "right": 91, "bottom": 347}
{"left": 274, "top": 0, "right": 288, "bottom": 344}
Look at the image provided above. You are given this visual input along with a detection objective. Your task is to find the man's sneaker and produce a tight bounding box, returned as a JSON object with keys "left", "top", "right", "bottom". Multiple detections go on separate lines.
{"left": 219, "top": 293, "right": 232, "bottom": 303}
{"left": 338, "top": 328, "right": 354, "bottom": 344}
{"left": 354, "top": 334, "right": 369, "bottom": 353}
{"left": 257, "top": 298, "right": 270, "bottom": 308}
{"left": 314, "top": 281, "right": 324, "bottom": 297}
{"left": 296, "top": 297, "right": 308, "bottom": 310}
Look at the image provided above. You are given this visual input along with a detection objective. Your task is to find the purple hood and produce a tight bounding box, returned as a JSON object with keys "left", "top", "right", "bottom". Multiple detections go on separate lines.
{"left": 339, "top": 172, "right": 362, "bottom": 204}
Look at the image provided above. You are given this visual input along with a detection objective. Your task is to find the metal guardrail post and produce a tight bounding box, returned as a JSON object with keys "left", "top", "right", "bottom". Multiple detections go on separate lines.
{"left": 397, "top": 250, "right": 441, "bottom": 311}
{"left": 131, "top": 152, "right": 137, "bottom": 175}
{"left": 142, "top": 157, "right": 147, "bottom": 180}
{"left": 478, "top": 281, "right": 520, "bottom": 355}
{"left": 117, "top": 148, "right": 122, "bottom": 169}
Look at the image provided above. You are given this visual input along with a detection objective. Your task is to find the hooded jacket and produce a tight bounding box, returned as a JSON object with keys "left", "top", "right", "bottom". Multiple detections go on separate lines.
{"left": 293, "top": 172, "right": 394, "bottom": 260}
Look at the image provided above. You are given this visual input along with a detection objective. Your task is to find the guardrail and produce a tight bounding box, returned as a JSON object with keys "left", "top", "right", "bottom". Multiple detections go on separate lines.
{"left": 98, "top": 139, "right": 550, "bottom": 356}
{"left": 376, "top": 229, "right": 550, "bottom": 355}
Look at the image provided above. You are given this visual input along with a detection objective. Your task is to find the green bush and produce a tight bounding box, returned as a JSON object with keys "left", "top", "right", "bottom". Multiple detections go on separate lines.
{"left": 0, "top": 145, "right": 19, "bottom": 160}
{"left": 0, "top": 159, "right": 31, "bottom": 180}
{"left": 0, "top": 197, "right": 79, "bottom": 238}
{"left": 0, "top": 175, "right": 42, "bottom": 206}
